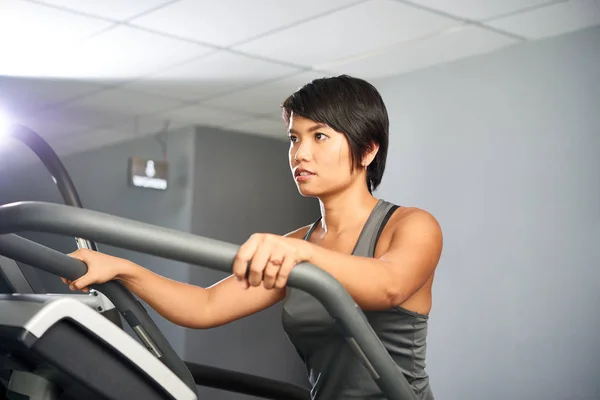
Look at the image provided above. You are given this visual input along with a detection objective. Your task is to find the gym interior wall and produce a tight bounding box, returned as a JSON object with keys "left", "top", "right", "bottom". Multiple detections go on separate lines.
{"left": 375, "top": 25, "right": 600, "bottom": 400}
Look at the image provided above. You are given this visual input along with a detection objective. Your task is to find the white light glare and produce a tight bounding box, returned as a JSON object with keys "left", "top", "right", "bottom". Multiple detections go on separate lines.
{"left": 0, "top": 110, "right": 10, "bottom": 139}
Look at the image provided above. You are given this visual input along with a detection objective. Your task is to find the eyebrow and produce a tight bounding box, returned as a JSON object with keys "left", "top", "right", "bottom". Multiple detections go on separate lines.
{"left": 288, "top": 123, "right": 327, "bottom": 134}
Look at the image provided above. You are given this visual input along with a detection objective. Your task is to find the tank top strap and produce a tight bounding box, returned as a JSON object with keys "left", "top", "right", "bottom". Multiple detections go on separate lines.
{"left": 351, "top": 199, "right": 400, "bottom": 257}
{"left": 302, "top": 217, "right": 322, "bottom": 241}
{"left": 302, "top": 199, "right": 399, "bottom": 257}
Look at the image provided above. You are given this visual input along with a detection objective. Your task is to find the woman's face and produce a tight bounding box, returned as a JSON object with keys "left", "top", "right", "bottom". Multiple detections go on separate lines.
{"left": 287, "top": 113, "right": 357, "bottom": 198}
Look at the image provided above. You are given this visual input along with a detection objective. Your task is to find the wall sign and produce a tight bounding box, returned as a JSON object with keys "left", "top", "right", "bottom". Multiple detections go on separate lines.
{"left": 128, "top": 157, "right": 168, "bottom": 190}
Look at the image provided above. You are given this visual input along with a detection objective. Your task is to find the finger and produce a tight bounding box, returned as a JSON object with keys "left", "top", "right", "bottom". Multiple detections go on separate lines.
{"left": 232, "top": 235, "right": 261, "bottom": 281}
{"left": 274, "top": 256, "right": 296, "bottom": 289}
{"left": 70, "top": 273, "right": 95, "bottom": 292}
{"left": 68, "top": 248, "right": 89, "bottom": 261}
{"left": 247, "top": 241, "right": 272, "bottom": 287}
{"left": 263, "top": 246, "right": 285, "bottom": 289}
{"left": 263, "top": 259, "right": 282, "bottom": 290}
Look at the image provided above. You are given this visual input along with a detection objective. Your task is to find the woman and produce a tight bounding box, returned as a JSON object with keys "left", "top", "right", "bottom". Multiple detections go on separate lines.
{"left": 63, "top": 75, "right": 442, "bottom": 399}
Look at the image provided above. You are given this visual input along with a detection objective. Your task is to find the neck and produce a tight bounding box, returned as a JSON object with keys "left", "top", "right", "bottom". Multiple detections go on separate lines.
{"left": 317, "top": 184, "right": 379, "bottom": 235}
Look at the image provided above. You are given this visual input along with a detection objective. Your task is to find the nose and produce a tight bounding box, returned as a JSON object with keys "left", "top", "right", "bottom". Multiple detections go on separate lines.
{"left": 292, "top": 141, "right": 311, "bottom": 163}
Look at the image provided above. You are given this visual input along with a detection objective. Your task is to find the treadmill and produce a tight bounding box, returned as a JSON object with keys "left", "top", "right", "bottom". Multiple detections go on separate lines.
{"left": 0, "top": 124, "right": 418, "bottom": 400}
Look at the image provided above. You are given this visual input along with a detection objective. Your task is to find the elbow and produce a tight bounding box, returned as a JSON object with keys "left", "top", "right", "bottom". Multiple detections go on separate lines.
{"left": 358, "top": 284, "right": 404, "bottom": 311}
{"left": 384, "top": 279, "right": 411, "bottom": 309}
{"left": 385, "top": 287, "right": 404, "bottom": 309}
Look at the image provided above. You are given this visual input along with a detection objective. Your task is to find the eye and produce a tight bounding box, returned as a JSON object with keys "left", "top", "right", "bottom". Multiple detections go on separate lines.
{"left": 288, "top": 135, "right": 298, "bottom": 143}
{"left": 315, "top": 132, "right": 328, "bottom": 141}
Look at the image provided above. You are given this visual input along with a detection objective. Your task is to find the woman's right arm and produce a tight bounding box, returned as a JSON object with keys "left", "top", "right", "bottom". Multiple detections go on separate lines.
{"left": 66, "top": 226, "right": 311, "bottom": 329}
{"left": 120, "top": 262, "right": 286, "bottom": 329}
{"left": 66, "top": 249, "right": 285, "bottom": 330}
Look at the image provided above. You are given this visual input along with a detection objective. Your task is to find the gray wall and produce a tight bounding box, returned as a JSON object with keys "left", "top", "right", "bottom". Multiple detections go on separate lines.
{"left": 186, "top": 127, "right": 318, "bottom": 399}
{"left": 0, "top": 127, "right": 197, "bottom": 356}
{"left": 374, "top": 26, "right": 600, "bottom": 400}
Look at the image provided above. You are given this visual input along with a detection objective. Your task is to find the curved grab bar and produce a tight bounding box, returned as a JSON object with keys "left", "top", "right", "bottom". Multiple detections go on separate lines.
{"left": 7, "top": 124, "right": 97, "bottom": 251}
{"left": 0, "top": 201, "right": 417, "bottom": 400}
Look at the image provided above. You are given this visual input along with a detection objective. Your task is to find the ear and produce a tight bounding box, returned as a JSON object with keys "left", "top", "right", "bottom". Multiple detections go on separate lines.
{"left": 361, "top": 142, "right": 380, "bottom": 168}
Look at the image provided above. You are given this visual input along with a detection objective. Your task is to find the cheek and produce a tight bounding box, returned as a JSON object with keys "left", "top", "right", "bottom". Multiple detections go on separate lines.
{"left": 323, "top": 142, "right": 349, "bottom": 172}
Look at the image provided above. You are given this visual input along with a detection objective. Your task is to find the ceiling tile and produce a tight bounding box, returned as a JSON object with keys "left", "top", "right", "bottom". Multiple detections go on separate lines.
{"left": 225, "top": 118, "right": 287, "bottom": 139}
{"left": 113, "top": 115, "right": 191, "bottom": 136}
{"left": 0, "top": 0, "right": 113, "bottom": 77}
{"left": 130, "top": 0, "right": 363, "bottom": 47}
{"left": 39, "top": 26, "right": 215, "bottom": 84}
{"left": 322, "top": 25, "right": 519, "bottom": 79}
{"left": 486, "top": 0, "right": 600, "bottom": 39}
{"left": 13, "top": 115, "right": 91, "bottom": 143}
{"left": 234, "top": 0, "right": 461, "bottom": 67}
{"left": 407, "top": 0, "right": 560, "bottom": 21}
{"left": 204, "top": 71, "right": 332, "bottom": 116}
{"left": 30, "top": 104, "right": 127, "bottom": 130}
{"left": 67, "top": 87, "right": 184, "bottom": 115}
{"left": 53, "top": 125, "right": 132, "bottom": 156}
{"left": 124, "top": 51, "right": 302, "bottom": 101}
{"left": 53, "top": 116, "right": 193, "bottom": 157}
{"left": 0, "top": 76, "right": 106, "bottom": 120}
{"left": 35, "top": 0, "right": 174, "bottom": 21}
{"left": 34, "top": 87, "right": 184, "bottom": 129}
{"left": 154, "top": 104, "right": 251, "bottom": 127}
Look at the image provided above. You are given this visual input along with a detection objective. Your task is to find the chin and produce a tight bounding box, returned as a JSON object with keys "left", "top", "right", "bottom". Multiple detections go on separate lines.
{"left": 295, "top": 184, "right": 323, "bottom": 198}
{"left": 297, "top": 188, "right": 320, "bottom": 198}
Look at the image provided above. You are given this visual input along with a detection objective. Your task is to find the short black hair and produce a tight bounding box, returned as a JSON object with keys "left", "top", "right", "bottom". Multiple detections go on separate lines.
{"left": 281, "top": 74, "right": 389, "bottom": 193}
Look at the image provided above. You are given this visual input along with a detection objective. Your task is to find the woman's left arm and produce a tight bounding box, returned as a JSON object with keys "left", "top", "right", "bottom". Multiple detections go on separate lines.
{"left": 232, "top": 209, "right": 443, "bottom": 310}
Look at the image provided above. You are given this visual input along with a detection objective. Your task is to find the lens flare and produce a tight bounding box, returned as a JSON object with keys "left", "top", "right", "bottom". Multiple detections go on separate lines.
{"left": 0, "top": 110, "right": 10, "bottom": 139}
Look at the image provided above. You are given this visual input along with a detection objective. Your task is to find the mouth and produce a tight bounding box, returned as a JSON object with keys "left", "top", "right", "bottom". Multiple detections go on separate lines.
{"left": 294, "top": 168, "right": 315, "bottom": 181}
{"left": 294, "top": 168, "right": 314, "bottom": 177}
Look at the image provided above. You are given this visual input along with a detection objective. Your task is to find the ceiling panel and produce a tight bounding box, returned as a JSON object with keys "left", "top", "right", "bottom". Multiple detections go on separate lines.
{"left": 204, "top": 71, "right": 331, "bottom": 117}
{"left": 407, "top": 0, "right": 561, "bottom": 21}
{"left": 129, "top": 0, "right": 363, "bottom": 47}
{"left": 14, "top": 115, "right": 91, "bottom": 142}
{"left": 225, "top": 118, "right": 287, "bottom": 139}
{"left": 37, "top": 25, "right": 215, "bottom": 84}
{"left": 0, "top": 76, "right": 106, "bottom": 121}
{"left": 322, "top": 25, "right": 519, "bottom": 79}
{"left": 30, "top": 104, "right": 127, "bottom": 131}
{"left": 153, "top": 104, "right": 251, "bottom": 128}
{"left": 487, "top": 0, "right": 600, "bottom": 39}
{"left": 234, "top": 0, "right": 461, "bottom": 67}
{"left": 0, "top": 0, "right": 113, "bottom": 77}
{"left": 53, "top": 116, "right": 191, "bottom": 156}
{"left": 124, "top": 51, "right": 302, "bottom": 101}
{"left": 33, "top": 87, "right": 185, "bottom": 131}
{"left": 34, "top": 0, "right": 175, "bottom": 21}
{"left": 53, "top": 125, "right": 134, "bottom": 157}
{"left": 66, "top": 87, "right": 184, "bottom": 115}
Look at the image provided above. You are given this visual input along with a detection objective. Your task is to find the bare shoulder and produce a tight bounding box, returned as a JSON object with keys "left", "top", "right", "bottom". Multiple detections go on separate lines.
{"left": 391, "top": 206, "right": 441, "bottom": 231}
{"left": 284, "top": 224, "right": 313, "bottom": 240}
{"left": 383, "top": 206, "right": 443, "bottom": 248}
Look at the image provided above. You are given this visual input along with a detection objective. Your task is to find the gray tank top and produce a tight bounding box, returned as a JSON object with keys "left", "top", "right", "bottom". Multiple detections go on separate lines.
{"left": 282, "top": 199, "right": 434, "bottom": 400}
